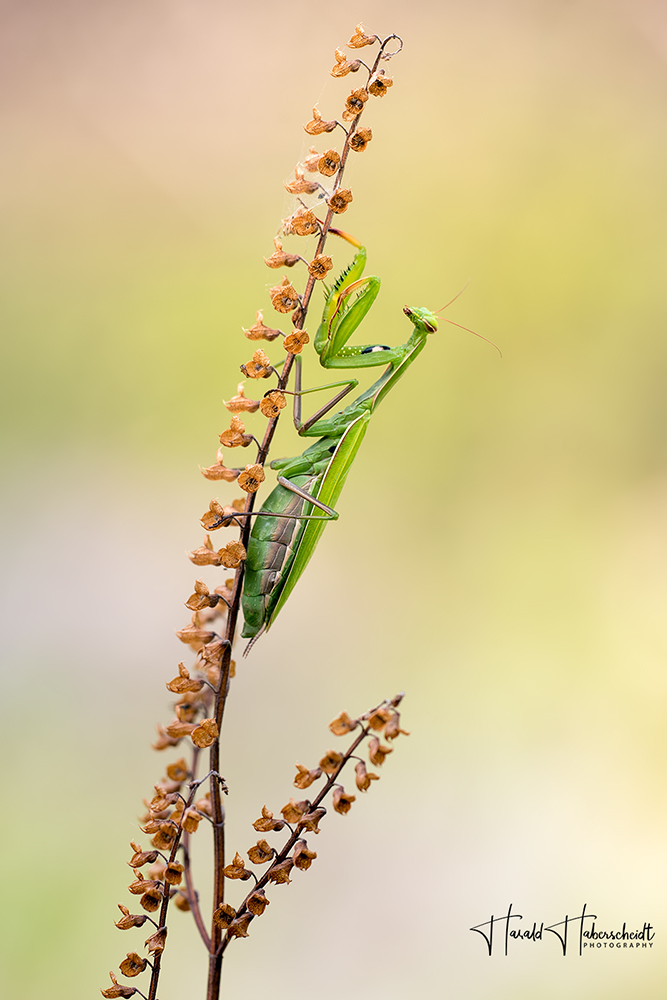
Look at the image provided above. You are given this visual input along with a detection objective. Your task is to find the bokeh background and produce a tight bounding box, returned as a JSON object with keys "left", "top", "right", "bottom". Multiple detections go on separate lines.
{"left": 2, "top": 0, "right": 666, "bottom": 997}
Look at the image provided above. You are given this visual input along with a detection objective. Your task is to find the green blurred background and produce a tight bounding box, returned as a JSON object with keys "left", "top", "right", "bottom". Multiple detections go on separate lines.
{"left": 2, "top": 0, "right": 666, "bottom": 997}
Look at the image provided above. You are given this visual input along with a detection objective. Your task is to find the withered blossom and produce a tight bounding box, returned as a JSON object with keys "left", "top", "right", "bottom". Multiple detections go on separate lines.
{"left": 285, "top": 206, "right": 320, "bottom": 237}
{"left": 182, "top": 807, "right": 203, "bottom": 834}
{"left": 319, "top": 749, "right": 344, "bottom": 774}
{"left": 140, "top": 887, "right": 162, "bottom": 912}
{"left": 307, "top": 254, "right": 333, "bottom": 280}
{"left": 243, "top": 309, "right": 283, "bottom": 342}
{"left": 199, "top": 451, "right": 240, "bottom": 482}
{"left": 128, "top": 874, "right": 162, "bottom": 896}
{"left": 366, "top": 706, "right": 392, "bottom": 731}
{"left": 115, "top": 905, "right": 147, "bottom": 930}
{"left": 349, "top": 127, "right": 373, "bottom": 152}
{"left": 212, "top": 902, "right": 236, "bottom": 929}
{"left": 331, "top": 48, "right": 361, "bottom": 77}
{"left": 247, "top": 839, "right": 274, "bottom": 864}
{"left": 368, "top": 735, "right": 393, "bottom": 766}
{"left": 284, "top": 167, "right": 320, "bottom": 196}
{"left": 318, "top": 149, "right": 340, "bottom": 177}
{"left": 355, "top": 759, "right": 380, "bottom": 792}
{"left": 191, "top": 717, "right": 219, "bottom": 749}
{"left": 189, "top": 535, "right": 222, "bottom": 567}
{"left": 100, "top": 971, "right": 136, "bottom": 998}
{"left": 185, "top": 578, "right": 224, "bottom": 613}
{"left": 228, "top": 913, "right": 253, "bottom": 938}
{"left": 294, "top": 763, "right": 322, "bottom": 789}
{"left": 369, "top": 69, "right": 393, "bottom": 97}
{"left": 237, "top": 464, "right": 265, "bottom": 494}
{"left": 219, "top": 414, "right": 253, "bottom": 449}
{"left": 299, "top": 807, "right": 326, "bottom": 834}
{"left": 201, "top": 498, "right": 240, "bottom": 531}
{"left": 152, "top": 724, "right": 181, "bottom": 750}
{"left": 347, "top": 23, "right": 378, "bottom": 48}
{"left": 342, "top": 88, "right": 368, "bottom": 121}
{"left": 283, "top": 329, "right": 310, "bottom": 355}
{"left": 259, "top": 389, "right": 286, "bottom": 418}
{"left": 174, "top": 894, "right": 191, "bottom": 912}
{"left": 166, "top": 663, "right": 203, "bottom": 695}
{"left": 332, "top": 786, "right": 356, "bottom": 814}
{"left": 301, "top": 146, "right": 321, "bottom": 172}
{"left": 119, "top": 954, "right": 147, "bottom": 978}
{"left": 304, "top": 106, "right": 337, "bottom": 135}
{"left": 267, "top": 858, "right": 294, "bottom": 884}
{"left": 224, "top": 852, "right": 252, "bottom": 881}
{"left": 144, "top": 926, "right": 167, "bottom": 955}
{"left": 384, "top": 711, "right": 410, "bottom": 739}
{"left": 240, "top": 349, "right": 274, "bottom": 379}
{"left": 164, "top": 862, "right": 184, "bottom": 886}
{"left": 281, "top": 798, "right": 310, "bottom": 824}
{"left": 164, "top": 719, "right": 196, "bottom": 740}
{"left": 253, "top": 805, "right": 286, "bottom": 833}
{"left": 175, "top": 698, "right": 200, "bottom": 724}
{"left": 217, "top": 538, "right": 247, "bottom": 566}
{"left": 127, "top": 842, "right": 159, "bottom": 869}
{"left": 329, "top": 710, "right": 358, "bottom": 736}
{"left": 166, "top": 758, "right": 189, "bottom": 783}
{"left": 263, "top": 236, "right": 301, "bottom": 268}
{"left": 174, "top": 618, "right": 216, "bottom": 649}
{"left": 328, "top": 188, "right": 353, "bottom": 214}
{"left": 247, "top": 888, "right": 270, "bottom": 916}
{"left": 223, "top": 383, "right": 260, "bottom": 413}
{"left": 292, "top": 840, "right": 317, "bottom": 871}
{"left": 151, "top": 824, "right": 178, "bottom": 851}
{"left": 270, "top": 277, "right": 300, "bottom": 314}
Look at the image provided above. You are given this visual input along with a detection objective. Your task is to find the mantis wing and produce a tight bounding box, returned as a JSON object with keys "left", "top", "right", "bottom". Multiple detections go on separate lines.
{"left": 265, "top": 410, "right": 371, "bottom": 630}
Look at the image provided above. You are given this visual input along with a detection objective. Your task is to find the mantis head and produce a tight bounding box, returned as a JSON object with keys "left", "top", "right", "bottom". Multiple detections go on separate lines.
{"left": 403, "top": 305, "right": 438, "bottom": 334}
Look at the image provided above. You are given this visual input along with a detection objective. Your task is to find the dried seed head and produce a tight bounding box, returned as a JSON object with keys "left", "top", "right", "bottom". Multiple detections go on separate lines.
{"left": 264, "top": 236, "right": 301, "bottom": 268}
{"left": 281, "top": 798, "right": 310, "bottom": 823}
{"left": 174, "top": 893, "right": 190, "bottom": 912}
{"left": 349, "top": 127, "right": 373, "bottom": 152}
{"left": 299, "top": 807, "right": 326, "bottom": 834}
{"left": 219, "top": 414, "right": 252, "bottom": 449}
{"left": 217, "top": 538, "right": 247, "bottom": 566}
{"left": 153, "top": 724, "right": 181, "bottom": 751}
{"left": 304, "top": 106, "right": 337, "bottom": 135}
{"left": 294, "top": 764, "right": 322, "bottom": 789}
{"left": 328, "top": 188, "right": 353, "bottom": 214}
{"left": 151, "top": 824, "right": 178, "bottom": 851}
{"left": 270, "top": 276, "right": 300, "bottom": 314}
{"left": 318, "top": 149, "right": 341, "bottom": 176}
{"left": 319, "top": 750, "right": 344, "bottom": 774}
{"left": 182, "top": 807, "right": 203, "bottom": 834}
{"left": 329, "top": 711, "right": 358, "bottom": 736}
{"left": 384, "top": 711, "right": 409, "bottom": 740}
{"left": 347, "top": 23, "right": 378, "bottom": 48}
{"left": 331, "top": 48, "right": 361, "bottom": 77}
{"left": 174, "top": 619, "right": 216, "bottom": 649}
{"left": 128, "top": 874, "right": 162, "bottom": 896}
{"left": 248, "top": 839, "right": 274, "bottom": 864}
{"left": 199, "top": 453, "right": 240, "bottom": 482}
{"left": 100, "top": 972, "right": 137, "bottom": 998}
{"left": 144, "top": 926, "right": 167, "bottom": 955}
{"left": 267, "top": 858, "right": 294, "bottom": 884}
{"left": 366, "top": 706, "right": 392, "bottom": 731}
{"left": 307, "top": 255, "right": 333, "bottom": 280}
{"left": 342, "top": 88, "right": 368, "bottom": 121}
{"left": 240, "top": 348, "right": 273, "bottom": 379}
{"left": 191, "top": 717, "right": 219, "bottom": 749}
{"left": 292, "top": 840, "right": 317, "bottom": 871}
{"left": 223, "top": 383, "right": 260, "bottom": 413}
{"left": 247, "top": 888, "right": 270, "bottom": 916}
{"left": 140, "top": 887, "right": 163, "bottom": 912}
{"left": 285, "top": 206, "right": 320, "bottom": 237}
{"left": 237, "top": 464, "right": 265, "bottom": 494}
{"left": 166, "top": 758, "right": 189, "bottom": 783}
{"left": 243, "top": 309, "right": 283, "bottom": 342}
{"left": 119, "top": 953, "right": 147, "bottom": 978}
{"left": 301, "top": 146, "right": 321, "bottom": 172}
{"left": 127, "top": 843, "right": 159, "bottom": 869}
{"left": 368, "top": 735, "right": 393, "bottom": 766}
{"left": 253, "top": 805, "right": 286, "bottom": 833}
{"left": 115, "top": 905, "right": 147, "bottom": 930}
{"left": 223, "top": 852, "right": 253, "bottom": 881}
{"left": 228, "top": 912, "right": 253, "bottom": 938}
{"left": 164, "top": 861, "right": 184, "bottom": 886}
{"left": 166, "top": 664, "right": 205, "bottom": 696}
{"left": 284, "top": 167, "right": 320, "bottom": 196}
{"left": 283, "top": 329, "right": 309, "bottom": 355}
{"left": 259, "top": 389, "right": 286, "bottom": 418}
{"left": 355, "top": 759, "right": 380, "bottom": 791}
{"left": 189, "top": 535, "right": 223, "bottom": 567}
{"left": 369, "top": 69, "right": 393, "bottom": 97}
{"left": 213, "top": 903, "right": 236, "bottom": 929}
{"left": 332, "top": 786, "right": 356, "bottom": 814}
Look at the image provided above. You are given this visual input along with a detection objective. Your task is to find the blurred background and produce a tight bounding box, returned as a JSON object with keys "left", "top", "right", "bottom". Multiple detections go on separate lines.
{"left": 1, "top": 0, "right": 666, "bottom": 997}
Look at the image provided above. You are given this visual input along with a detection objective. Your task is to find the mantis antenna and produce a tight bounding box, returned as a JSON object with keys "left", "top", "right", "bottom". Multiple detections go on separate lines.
{"left": 436, "top": 284, "right": 502, "bottom": 358}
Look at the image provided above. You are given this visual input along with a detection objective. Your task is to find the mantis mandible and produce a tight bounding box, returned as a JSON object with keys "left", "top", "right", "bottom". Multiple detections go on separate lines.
{"left": 240, "top": 234, "right": 438, "bottom": 641}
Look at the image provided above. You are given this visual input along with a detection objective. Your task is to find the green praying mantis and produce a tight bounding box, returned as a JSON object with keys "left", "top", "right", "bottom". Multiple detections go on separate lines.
{"left": 239, "top": 234, "right": 439, "bottom": 641}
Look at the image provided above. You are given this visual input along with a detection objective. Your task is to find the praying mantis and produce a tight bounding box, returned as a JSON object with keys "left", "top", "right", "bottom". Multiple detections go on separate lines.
{"left": 240, "top": 235, "right": 438, "bottom": 641}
